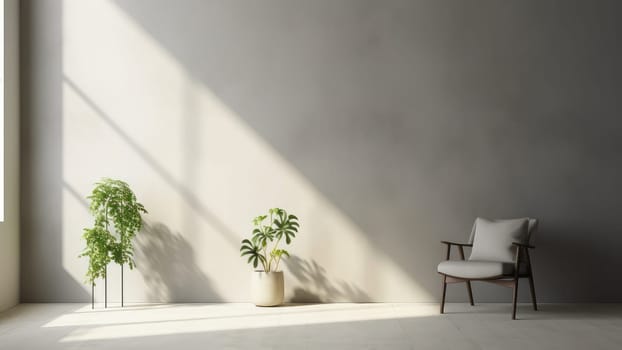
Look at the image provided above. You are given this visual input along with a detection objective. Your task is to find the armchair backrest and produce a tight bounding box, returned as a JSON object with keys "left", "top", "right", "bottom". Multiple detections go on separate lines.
{"left": 468, "top": 217, "right": 538, "bottom": 245}
{"left": 467, "top": 217, "right": 538, "bottom": 263}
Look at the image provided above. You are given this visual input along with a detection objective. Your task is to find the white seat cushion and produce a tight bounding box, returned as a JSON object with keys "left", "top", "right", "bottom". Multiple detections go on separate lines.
{"left": 437, "top": 260, "right": 514, "bottom": 279}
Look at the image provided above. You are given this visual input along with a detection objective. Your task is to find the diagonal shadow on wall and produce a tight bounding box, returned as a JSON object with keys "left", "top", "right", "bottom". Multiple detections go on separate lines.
{"left": 112, "top": 0, "right": 622, "bottom": 302}
{"left": 63, "top": 76, "right": 239, "bottom": 251}
{"left": 108, "top": 0, "right": 461, "bottom": 301}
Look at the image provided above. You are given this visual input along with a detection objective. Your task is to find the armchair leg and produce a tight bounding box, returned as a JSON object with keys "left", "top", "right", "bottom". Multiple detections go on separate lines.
{"left": 512, "top": 278, "right": 519, "bottom": 320}
{"left": 525, "top": 249, "right": 538, "bottom": 311}
{"left": 528, "top": 274, "right": 538, "bottom": 311}
{"left": 466, "top": 281, "right": 474, "bottom": 306}
{"left": 440, "top": 276, "right": 447, "bottom": 314}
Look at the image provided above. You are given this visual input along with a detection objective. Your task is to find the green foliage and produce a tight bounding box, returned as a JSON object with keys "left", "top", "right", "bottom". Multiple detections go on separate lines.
{"left": 80, "top": 178, "right": 147, "bottom": 284}
{"left": 240, "top": 208, "right": 299, "bottom": 272}
{"left": 240, "top": 239, "right": 267, "bottom": 269}
{"left": 273, "top": 209, "right": 299, "bottom": 244}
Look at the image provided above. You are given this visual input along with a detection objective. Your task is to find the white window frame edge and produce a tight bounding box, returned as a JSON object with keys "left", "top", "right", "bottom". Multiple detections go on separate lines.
{"left": 0, "top": 0, "right": 5, "bottom": 222}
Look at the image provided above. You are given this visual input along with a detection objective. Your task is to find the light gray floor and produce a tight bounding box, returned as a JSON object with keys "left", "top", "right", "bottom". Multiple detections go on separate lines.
{"left": 0, "top": 303, "right": 621, "bottom": 349}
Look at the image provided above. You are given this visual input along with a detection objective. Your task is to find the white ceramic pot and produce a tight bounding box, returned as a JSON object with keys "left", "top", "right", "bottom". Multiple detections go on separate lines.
{"left": 251, "top": 271, "right": 284, "bottom": 306}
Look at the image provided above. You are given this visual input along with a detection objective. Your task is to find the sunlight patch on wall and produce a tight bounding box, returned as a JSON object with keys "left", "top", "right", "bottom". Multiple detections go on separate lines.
{"left": 62, "top": 0, "right": 431, "bottom": 302}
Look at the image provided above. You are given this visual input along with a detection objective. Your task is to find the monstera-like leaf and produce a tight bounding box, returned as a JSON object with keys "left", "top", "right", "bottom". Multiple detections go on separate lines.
{"left": 250, "top": 214, "right": 275, "bottom": 248}
{"left": 273, "top": 209, "right": 299, "bottom": 244}
{"left": 240, "top": 239, "right": 267, "bottom": 269}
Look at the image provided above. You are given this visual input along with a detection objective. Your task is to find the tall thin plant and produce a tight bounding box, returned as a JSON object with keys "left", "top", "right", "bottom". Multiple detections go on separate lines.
{"left": 80, "top": 178, "right": 147, "bottom": 284}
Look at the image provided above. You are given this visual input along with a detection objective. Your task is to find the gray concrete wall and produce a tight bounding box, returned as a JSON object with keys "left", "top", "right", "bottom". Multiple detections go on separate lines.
{"left": 0, "top": 0, "right": 20, "bottom": 312}
{"left": 20, "top": 0, "right": 622, "bottom": 303}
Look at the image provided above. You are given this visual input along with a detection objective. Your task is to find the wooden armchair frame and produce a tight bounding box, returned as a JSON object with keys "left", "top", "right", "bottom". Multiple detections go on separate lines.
{"left": 439, "top": 240, "right": 537, "bottom": 320}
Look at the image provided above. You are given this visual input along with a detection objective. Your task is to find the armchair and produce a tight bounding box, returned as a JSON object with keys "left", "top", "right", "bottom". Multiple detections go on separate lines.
{"left": 437, "top": 217, "right": 538, "bottom": 319}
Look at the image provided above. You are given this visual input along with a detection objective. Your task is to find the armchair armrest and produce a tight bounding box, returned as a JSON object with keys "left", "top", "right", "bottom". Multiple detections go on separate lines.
{"left": 440, "top": 240, "right": 472, "bottom": 261}
{"left": 440, "top": 240, "right": 473, "bottom": 247}
{"left": 512, "top": 242, "right": 535, "bottom": 249}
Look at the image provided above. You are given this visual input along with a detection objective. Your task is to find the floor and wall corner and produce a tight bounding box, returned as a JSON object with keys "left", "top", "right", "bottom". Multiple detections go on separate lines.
{"left": 2, "top": 1, "right": 622, "bottom": 349}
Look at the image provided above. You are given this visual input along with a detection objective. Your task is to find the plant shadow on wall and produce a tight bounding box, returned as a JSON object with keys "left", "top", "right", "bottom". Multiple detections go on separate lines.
{"left": 134, "top": 222, "right": 221, "bottom": 302}
{"left": 284, "top": 256, "right": 369, "bottom": 303}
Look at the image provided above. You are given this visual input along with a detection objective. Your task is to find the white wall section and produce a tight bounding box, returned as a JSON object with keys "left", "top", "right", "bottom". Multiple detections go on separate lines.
{"left": 20, "top": 0, "right": 622, "bottom": 303}
{"left": 0, "top": 0, "right": 20, "bottom": 312}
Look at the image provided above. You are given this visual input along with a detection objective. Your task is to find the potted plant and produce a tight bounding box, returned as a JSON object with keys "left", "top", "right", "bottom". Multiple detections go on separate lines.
{"left": 80, "top": 178, "right": 147, "bottom": 308}
{"left": 240, "top": 208, "right": 299, "bottom": 306}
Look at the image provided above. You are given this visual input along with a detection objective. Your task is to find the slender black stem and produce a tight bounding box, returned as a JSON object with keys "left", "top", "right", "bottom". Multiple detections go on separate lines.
{"left": 104, "top": 201, "right": 109, "bottom": 309}
{"left": 121, "top": 264, "right": 124, "bottom": 307}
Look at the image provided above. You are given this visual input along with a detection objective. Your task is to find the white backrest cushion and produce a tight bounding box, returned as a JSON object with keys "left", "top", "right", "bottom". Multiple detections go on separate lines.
{"left": 469, "top": 217, "right": 529, "bottom": 263}
{"left": 468, "top": 217, "right": 538, "bottom": 244}
{"left": 526, "top": 218, "right": 538, "bottom": 243}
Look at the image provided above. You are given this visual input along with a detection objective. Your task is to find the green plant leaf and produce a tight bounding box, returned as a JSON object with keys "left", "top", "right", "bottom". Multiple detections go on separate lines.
{"left": 273, "top": 209, "right": 299, "bottom": 245}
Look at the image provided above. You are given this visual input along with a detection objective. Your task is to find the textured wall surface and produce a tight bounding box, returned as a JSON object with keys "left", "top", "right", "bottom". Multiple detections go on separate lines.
{"left": 21, "top": 0, "right": 622, "bottom": 303}
{"left": 0, "top": 0, "right": 20, "bottom": 312}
